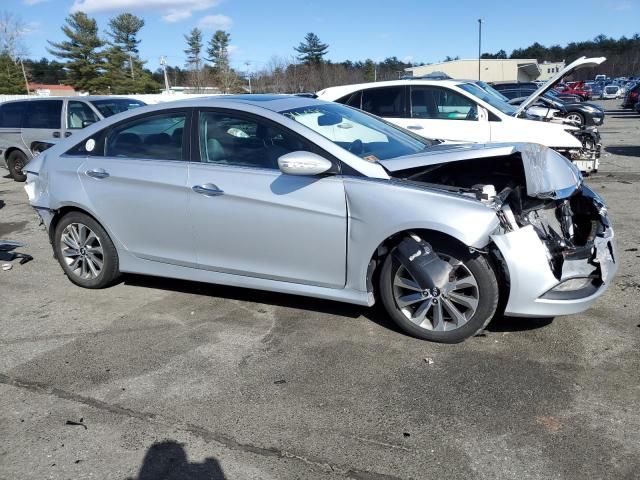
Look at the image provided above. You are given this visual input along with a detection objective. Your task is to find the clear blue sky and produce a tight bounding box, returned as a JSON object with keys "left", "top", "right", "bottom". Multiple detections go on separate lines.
{"left": 6, "top": 0, "right": 640, "bottom": 73}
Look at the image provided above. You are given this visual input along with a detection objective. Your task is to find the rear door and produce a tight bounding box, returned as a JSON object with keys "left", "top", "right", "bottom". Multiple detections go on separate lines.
{"left": 21, "top": 99, "right": 64, "bottom": 151}
{"left": 77, "top": 109, "right": 195, "bottom": 266}
{"left": 393, "top": 85, "right": 490, "bottom": 142}
{"left": 0, "top": 101, "right": 28, "bottom": 163}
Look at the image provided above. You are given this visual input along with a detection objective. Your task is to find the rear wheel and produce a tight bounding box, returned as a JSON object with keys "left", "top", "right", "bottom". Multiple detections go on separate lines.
{"left": 53, "top": 212, "right": 120, "bottom": 288}
{"left": 7, "top": 150, "right": 27, "bottom": 182}
{"left": 379, "top": 239, "right": 499, "bottom": 343}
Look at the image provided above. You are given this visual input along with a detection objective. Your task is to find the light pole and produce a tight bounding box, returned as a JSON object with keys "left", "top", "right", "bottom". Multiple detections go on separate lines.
{"left": 478, "top": 19, "right": 482, "bottom": 80}
{"left": 245, "top": 61, "right": 252, "bottom": 94}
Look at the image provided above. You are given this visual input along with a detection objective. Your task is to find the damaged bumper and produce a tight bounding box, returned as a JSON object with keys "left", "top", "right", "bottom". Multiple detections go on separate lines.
{"left": 492, "top": 220, "right": 617, "bottom": 318}
{"left": 564, "top": 127, "right": 601, "bottom": 173}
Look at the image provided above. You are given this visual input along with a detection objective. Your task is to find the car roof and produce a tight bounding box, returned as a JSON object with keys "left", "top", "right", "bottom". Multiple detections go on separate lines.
{"left": 0, "top": 95, "right": 142, "bottom": 104}
{"left": 317, "top": 79, "right": 465, "bottom": 98}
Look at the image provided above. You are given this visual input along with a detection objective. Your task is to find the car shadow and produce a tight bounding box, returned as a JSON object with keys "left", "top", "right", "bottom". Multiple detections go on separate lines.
{"left": 122, "top": 273, "right": 404, "bottom": 335}
{"left": 605, "top": 146, "right": 640, "bottom": 157}
{"left": 486, "top": 315, "right": 553, "bottom": 333}
{"left": 127, "top": 440, "right": 226, "bottom": 480}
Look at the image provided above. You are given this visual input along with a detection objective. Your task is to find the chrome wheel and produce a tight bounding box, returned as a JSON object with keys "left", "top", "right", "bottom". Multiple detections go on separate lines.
{"left": 565, "top": 113, "right": 584, "bottom": 125}
{"left": 60, "top": 223, "right": 104, "bottom": 280}
{"left": 392, "top": 255, "right": 479, "bottom": 331}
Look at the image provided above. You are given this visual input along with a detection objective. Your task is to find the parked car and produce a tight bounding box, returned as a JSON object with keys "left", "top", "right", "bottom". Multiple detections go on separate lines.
{"left": 318, "top": 57, "right": 606, "bottom": 172}
{"left": 493, "top": 82, "right": 582, "bottom": 103}
{"left": 23, "top": 95, "right": 617, "bottom": 343}
{"left": 0, "top": 96, "right": 146, "bottom": 181}
{"left": 621, "top": 82, "right": 640, "bottom": 108}
{"left": 501, "top": 89, "right": 605, "bottom": 127}
{"left": 558, "top": 81, "right": 591, "bottom": 101}
{"left": 601, "top": 85, "right": 622, "bottom": 99}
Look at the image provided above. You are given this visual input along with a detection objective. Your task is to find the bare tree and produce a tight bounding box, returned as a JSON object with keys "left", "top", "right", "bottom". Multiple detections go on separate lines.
{"left": 0, "top": 11, "right": 29, "bottom": 59}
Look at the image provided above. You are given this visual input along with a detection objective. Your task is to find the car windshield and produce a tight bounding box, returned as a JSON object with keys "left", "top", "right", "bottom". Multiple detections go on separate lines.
{"left": 90, "top": 99, "right": 146, "bottom": 117}
{"left": 475, "top": 81, "right": 510, "bottom": 102}
{"left": 458, "top": 83, "right": 518, "bottom": 116}
{"left": 280, "top": 103, "right": 437, "bottom": 161}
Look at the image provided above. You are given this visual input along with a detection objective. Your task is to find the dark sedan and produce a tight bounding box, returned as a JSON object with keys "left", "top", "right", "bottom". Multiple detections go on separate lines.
{"left": 507, "top": 92, "right": 604, "bottom": 127}
{"left": 492, "top": 82, "right": 583, "bottom": 103}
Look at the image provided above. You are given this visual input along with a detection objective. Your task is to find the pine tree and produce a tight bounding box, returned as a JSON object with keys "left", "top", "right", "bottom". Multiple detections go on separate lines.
{"left": 47, "top": 12, "right": 105, "bottom": 93}
{"left": 105, "top": 13, "right": 159, "bottom": 93}
{"left": 184, "top": 27, "right": 203, "bottom": 89}
{"left": 206, "top": 30, "right": 236, "bottom": 93}
{"left": 0, "top": 51, "right": 26, "bottom": 94}
{"left": 294, "top": 33, "right": 328, "bottom": 65}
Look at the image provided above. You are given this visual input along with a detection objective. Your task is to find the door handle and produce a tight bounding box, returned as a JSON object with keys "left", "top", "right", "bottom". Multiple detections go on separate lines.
{"left": 86, "top": 168, "right": 110, "bottom": 179}
{"left": 64, "top": 131, "right": 72, "bottom": 138}
{"left": 52, "top": 131, "right": 60, "bottom": 138}
{"left": 406, "top": 125, "right": 424, "bottom": 130}
{"left": 192, "top": 183, "right": 224, "bottom": 196}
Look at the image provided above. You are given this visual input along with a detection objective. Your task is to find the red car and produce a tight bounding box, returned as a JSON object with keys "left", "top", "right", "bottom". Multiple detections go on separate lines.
{"left": 557, "top": 81, "right": 591, "bottom": 101}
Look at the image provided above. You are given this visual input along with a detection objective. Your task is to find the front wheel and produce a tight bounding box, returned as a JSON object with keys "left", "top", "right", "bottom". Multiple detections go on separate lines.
{"left": 53, "top": 212, "right": 121, "bottom": 288}
{"left": 565, "top": 112, "right": 585, "bottom": 126}
{"left": 379, "top": 239, "right": 499, "bottom": 343}
{"left": 7, "top": 150, "right": 28, "bottom": 182}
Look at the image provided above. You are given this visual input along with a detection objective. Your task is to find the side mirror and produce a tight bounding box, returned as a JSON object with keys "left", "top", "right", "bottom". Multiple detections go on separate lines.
{"left": 278, "top": 151, "right": 333, "bottom": 176}
{"left": 477, "top": 106, "right": 488, "bottom": 121}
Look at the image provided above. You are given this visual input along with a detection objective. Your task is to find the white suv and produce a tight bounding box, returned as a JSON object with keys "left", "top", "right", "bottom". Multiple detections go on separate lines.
{"left": 318, "top": 57, "right": 605, "bottom": 172}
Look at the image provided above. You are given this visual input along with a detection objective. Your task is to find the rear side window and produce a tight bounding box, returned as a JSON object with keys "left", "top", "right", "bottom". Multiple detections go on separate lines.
{"left": 361, "top": 87, "right": 405, "bottom": 117}
{"left": 105, "top": 112, "right": 186, "bottom": 161}
{"left": 67, "top": 101, "right": 100, "bottom": 129}
{"left": 336, "top": 91, "right": 362, "bottom": 109}
{"left": 0, "top": 101, "right": 27, "bottom": 128}
{"left": 24, "top": 101, "right": 63, "bottom": 129}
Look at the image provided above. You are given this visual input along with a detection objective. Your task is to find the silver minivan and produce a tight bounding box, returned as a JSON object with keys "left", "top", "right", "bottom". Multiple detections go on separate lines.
{"left": 0, "top": 96, "right": 145, "bottom": 181}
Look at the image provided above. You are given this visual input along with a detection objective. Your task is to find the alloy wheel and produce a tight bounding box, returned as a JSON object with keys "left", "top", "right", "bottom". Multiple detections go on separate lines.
{"left": 565, "top": 113, "right": 584, "bottom": 125}
{"left": 392, "top": 255, "right": 479, "bottom": 331}
{"left": 60, "top": 223, "right": 104, "bottom": 280}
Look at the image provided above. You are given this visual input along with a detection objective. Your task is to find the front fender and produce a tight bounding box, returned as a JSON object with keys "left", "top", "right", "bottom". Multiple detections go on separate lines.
{"left": 343, "top": 177, "right": 499, "bottom": 293}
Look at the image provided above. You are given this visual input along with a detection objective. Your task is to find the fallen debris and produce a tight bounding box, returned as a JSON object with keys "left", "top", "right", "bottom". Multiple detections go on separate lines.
{"left": 423, "top": 358, "right": 434, "bottom": 365}
{"left": 2, "top": 263, "right": 12, "bottom": 271}
{"left": 65, "top": 418, "right": 87, "bottom": 430}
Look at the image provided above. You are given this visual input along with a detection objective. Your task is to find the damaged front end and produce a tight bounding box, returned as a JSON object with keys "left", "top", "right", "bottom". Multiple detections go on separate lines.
{"left": 383, "top": 143, "right": 617, "bottom": 317}
{"left": 557, "top": 126, "right": 602, "bottom": 174}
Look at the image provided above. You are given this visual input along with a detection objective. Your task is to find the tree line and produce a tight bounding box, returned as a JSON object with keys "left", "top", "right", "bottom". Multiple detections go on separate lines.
{"left": 1, "top": 8, "right": 639, "bottom": 95}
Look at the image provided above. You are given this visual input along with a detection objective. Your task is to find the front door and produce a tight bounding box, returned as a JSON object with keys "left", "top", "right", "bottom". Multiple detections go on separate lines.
{"left": 189, "top": 109, "right": 347, "bottom": 288}
{"left": 393, "top": 86, "right": 491, "bottom": 143}
{"left": 78, "top": 110, "right": 194, "bottom": 266}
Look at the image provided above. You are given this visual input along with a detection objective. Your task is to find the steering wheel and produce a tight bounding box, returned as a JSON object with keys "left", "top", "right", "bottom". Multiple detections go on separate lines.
{"left": 466, "top": 106, "right": 477, "bottom": 120}
{"left": 348, "top": 139, "right": 364, "bottom": 155}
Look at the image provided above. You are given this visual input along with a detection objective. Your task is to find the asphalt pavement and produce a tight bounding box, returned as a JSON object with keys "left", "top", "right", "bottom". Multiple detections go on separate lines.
{"left": 0, "top": 99, "right": 638, "bottom": 479}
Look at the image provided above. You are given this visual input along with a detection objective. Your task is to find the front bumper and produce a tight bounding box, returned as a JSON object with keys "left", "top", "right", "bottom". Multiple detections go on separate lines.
{"left": 492, "top": 223, "right": 617, "bottom": 318}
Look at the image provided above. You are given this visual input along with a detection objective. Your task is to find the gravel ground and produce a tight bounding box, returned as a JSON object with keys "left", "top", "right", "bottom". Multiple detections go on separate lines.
{"left": 1, "top": 98, "right": 638, "bottom": 480}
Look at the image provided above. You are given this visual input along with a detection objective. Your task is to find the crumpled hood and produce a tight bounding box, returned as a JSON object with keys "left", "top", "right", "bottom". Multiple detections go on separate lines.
{"left": 379, "top": 142, "right": 582, "bottom": 199}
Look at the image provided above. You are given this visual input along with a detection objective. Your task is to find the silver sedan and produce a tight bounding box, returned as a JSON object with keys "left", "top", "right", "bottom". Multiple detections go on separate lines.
{"left": 24, "top": 95, "right": 617, "bottom": 343}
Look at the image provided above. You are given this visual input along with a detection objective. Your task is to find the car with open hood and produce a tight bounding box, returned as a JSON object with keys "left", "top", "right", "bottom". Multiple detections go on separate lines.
{"left": 317, "top": 57, "right": 606, "bottom": 173}
{"left": 24, "top": 95, "right": 617, "bottom": 343}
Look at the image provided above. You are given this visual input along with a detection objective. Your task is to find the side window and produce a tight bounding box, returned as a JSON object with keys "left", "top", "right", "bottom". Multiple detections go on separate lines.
{"left": 67, "top": 101, "right": 100, "bottom": 129}
{"left": 106, "top": 112, "right": 186, "bottom": 160}
{"left": 199, "top": 111, "right": 310, "bottom": 169}
{"left": 411, "top": 87, "right": 476, "bottom": 120}
{"left": 361, "top": 87, "right": 404, "bottom": 117}
{"left": 0, "top": 102, "right": 27, "bottom": 128}
{"left": 24, "top": 101, "right": 63, "bottom": 129}
{"left": 336, "top": 91, "right": 362, "bottom": 109}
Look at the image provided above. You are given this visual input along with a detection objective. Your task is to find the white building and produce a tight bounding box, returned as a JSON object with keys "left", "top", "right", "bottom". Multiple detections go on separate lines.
{"left": 405, "top": 58, "right": 563, "bottom": 83}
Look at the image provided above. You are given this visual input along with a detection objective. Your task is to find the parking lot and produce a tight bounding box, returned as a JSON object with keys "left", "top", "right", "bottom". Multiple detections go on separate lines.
{"left": 0, "top": 99, "right": 638, "bottom": 479}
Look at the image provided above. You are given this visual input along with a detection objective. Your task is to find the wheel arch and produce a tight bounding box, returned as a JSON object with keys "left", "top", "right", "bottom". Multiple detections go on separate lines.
{"left": 48, "top": 205, "right": 107, "bottom": 250}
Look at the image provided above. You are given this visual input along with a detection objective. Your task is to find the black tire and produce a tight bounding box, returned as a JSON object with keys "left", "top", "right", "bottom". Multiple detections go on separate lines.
{"left": 7, "top": 150, "right": 28, "bottom": 182}
{"left": 379, "top": 238, "right": 499, "bottom": 343}
{"left": 53, "top": 212, "right": 120, "bottom": 288}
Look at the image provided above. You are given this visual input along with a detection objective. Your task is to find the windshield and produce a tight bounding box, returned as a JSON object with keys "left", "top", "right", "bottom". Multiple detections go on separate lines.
{"left": 475, "top": 81, "right": 510, "bottom": 102}
{"left": 458, "top": 83, "right": 518, "bottom": 116}
{"left": 90, "top": 99, "right": 146, "bottom": 118}
{"left": 280, "top": 103, "right": 437, "bottom": 161}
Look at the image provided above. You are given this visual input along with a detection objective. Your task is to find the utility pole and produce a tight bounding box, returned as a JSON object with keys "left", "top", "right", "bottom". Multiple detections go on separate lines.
{"left": 374, "top": 63, "right": 377, "bottom": 82}
{"left": 478, "top": 19, "right": 482, "bottom": 80}
{"left": 245, "top": 61, "right": 252, "bottom": 94}
{"left": 160, "top": 56, "right": 170, "bottom": 93}
{"left": 19, "top": 58, "right": 30, "bottom": 95}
